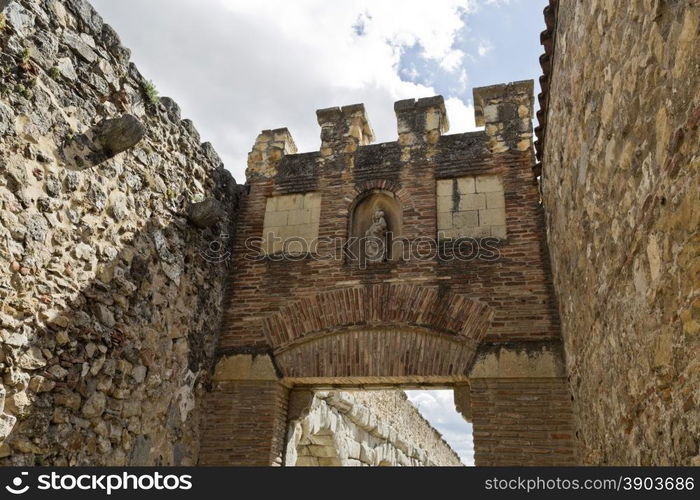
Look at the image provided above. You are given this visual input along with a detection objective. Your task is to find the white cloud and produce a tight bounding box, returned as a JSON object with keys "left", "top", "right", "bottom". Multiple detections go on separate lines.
{"left": 477, "top": 40, "right": 494, "bottom": 57}
{"left": 446, "top": 96, "right": 478, "bottom": 133}
{"left": 439, "top": 49, "right": 466, "bottom": 72}
{"left": 91, "top": 0, "right": 476, "bottom": 182}
{"left": 406, "top": 389, "right": 474, "bottom": 465}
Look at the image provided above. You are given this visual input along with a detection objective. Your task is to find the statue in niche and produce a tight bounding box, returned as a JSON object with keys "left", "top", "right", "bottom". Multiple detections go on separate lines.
{"left": 364, "top": 209, "right": 388, "bottom": 262}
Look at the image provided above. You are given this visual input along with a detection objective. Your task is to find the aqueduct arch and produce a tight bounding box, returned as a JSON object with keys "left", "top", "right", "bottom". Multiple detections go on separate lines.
{"left": 199, "top": 81, "right": 575, "bottom": 466}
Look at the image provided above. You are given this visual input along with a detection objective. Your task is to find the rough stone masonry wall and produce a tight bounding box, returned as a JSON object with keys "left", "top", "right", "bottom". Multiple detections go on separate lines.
{"left": 542, "top": 1, "right": 699, "bottom": 465}
{"left": 0, "top": 0, "right": 238, "bottom": 465}
{"left": 286, "top": 391, "right": 462, "bottom": 466}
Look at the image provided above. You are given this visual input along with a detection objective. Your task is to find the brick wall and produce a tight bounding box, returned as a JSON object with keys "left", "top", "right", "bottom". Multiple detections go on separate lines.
{"left": 470, "top": 378, "right": 575, "bottom": 465}
{"left": 202, "top": 82, "right": 574, "bottom": 465}
{"left": 220, "top": 84, "right": 560, "bottom": 368}
{"left": 199, "top": 381, "right": 288, "bottom": 465}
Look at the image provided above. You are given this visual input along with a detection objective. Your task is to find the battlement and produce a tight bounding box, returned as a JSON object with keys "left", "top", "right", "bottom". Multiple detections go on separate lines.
{"left": 247, "top": 81, "right": 535, "bottom": 181}
{"left": 394, "top": 95, "right": 449, "bottom": 146}
{"left": 316, "top": 103, "right": 374, "bottom": 157}
{"left": 473, "top": 80, "right": 534, "bottom": 153}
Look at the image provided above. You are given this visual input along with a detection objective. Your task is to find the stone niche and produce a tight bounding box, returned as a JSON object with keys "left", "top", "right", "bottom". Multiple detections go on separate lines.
{"left": 262, "top": 192, "right": 321, "bottom": 254}
{"left": 437, "top": 175, "right": 506, "bottom": 239}
{"left": 348, "top": 189, "right": 403, "bottom": 262}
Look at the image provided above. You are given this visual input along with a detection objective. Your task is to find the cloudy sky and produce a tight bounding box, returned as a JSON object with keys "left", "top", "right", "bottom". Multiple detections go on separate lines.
{"left": 90, "top": 0, "right": 548, "bottom": 465}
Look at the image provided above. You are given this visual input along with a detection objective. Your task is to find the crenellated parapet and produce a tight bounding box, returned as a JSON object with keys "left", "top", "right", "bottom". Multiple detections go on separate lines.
{"left": 317, "top": 103, "right": 374, "bottom": 157}
{"left": 246, "top": 127, "right": 297, "bottom": 179}
{"left": 394, "top": 95, "right": 449, "bottom": 146}
{"left": 245, "top": 83, "right": 537, "bottom": 181}
{"left": 473, "top": 80, "right": 534, "bottom": 153}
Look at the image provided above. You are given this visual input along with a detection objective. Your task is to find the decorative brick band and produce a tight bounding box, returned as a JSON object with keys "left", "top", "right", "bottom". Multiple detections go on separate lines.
{"left": 262, "top": 284, "right": 493, "bottom": 353}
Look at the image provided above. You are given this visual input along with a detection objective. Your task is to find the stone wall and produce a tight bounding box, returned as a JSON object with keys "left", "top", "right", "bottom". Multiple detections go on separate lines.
{"left": 0, "top": 0, "right": 238, "bottom": 465}
{"left": 285, "top": 390, "right": 462, "bottom": 466}
{"left": 541, "top": 1, "right": 700, "bottom": 465}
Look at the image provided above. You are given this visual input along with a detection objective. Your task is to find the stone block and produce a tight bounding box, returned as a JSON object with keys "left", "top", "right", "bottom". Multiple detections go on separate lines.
{"left": 479, "top": 207, "right": 506, "bottom": 226}
{"left": 485, "top": 192, "right": 505, "bottom": 208}
{"left": 453, "top": 210, "right": 479, "bottom": 230}
{"left": 437, "top": 211, "right": 452, "bottom": 231}
{"left": 437, "top": 195, "right": 453, "bottom": 213}
{"left": 459, "top": 193, "right": 486, "bottom": 211}
{"left": 304, "top": 193, "right": 321, "bottom": 210}
{"left": 491, "top": 225, "right": 507, "bottom": 239}
{"left": 469, "top": 225, "right": 492, "bottom": 237}
{"left": 288, "top": 209, "right": 311, "bottom": 226}
{"left": 307, "top": 445, "right": 337, "bottom": 458}
{"left": 212, "top": 354, "right": 278, "bottom": 381}
{"left": 437, "top": 179, "right": 453, "bottom": 196}
{"left": 277, "top": 194, "right": 304, "bottom": 211}
{"left": 475, "top": 175, "right": 502, "bottom": 193}
{"left": 346, "top": 440, "right": 361, "bottom": 459}
{"left": 457, "top": 176, "right": 476, "bottom": 194}
{"left": 263, "top": 210, "right": 288, "bottom": 227}
{"left": 295, "top": 456, "right": 318, "bottom": 466}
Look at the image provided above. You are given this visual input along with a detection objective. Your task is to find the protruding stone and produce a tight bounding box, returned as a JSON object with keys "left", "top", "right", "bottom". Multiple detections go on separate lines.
{"left": 187, "top": 198, "right": 224, "bottom": 229}
{"left": 246, "top": 128, "right": 297, "bottom": 179}
{"left": 316, "top": 103, "right": 374, "bottom": 156}
{"left": 94, "top": 114, "right": 146, "bottom": 158}
{"left": 473, "top": 80, "right": 534, "bottom": 152}
{"left": 394, "top": 95, "right": 448, "bottom": 146}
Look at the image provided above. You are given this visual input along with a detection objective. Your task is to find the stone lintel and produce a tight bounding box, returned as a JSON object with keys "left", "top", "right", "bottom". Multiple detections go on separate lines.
{"left": 468, "top": 340, "right": 566, "bottom": 378}
{"left": 455, "top": 341, "right": 566, "bottom": 423}
{"left": 212, "top": 354, "right": 279, "bottom": 382}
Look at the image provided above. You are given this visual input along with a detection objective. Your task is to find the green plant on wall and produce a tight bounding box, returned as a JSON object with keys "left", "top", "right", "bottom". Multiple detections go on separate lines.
{"left": 20, "top": 47, "right": 31, "bottom": 64}
{"left": 143, "top": 79, "right": 159, "bottom": 106}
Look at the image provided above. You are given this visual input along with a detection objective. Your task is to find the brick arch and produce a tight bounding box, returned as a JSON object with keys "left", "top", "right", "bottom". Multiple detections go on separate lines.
{"left": 352, "top": 180, "right": 415, "bottom": 212}
{"left": 261, "top": 284, "right": 493, "bottom": 383}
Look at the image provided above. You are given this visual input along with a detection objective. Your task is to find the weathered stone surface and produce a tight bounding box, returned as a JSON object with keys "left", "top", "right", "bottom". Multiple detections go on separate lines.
{"left": 187, "top": 198, "right": 224, "bottom": 229}
{"left": 81, "top": 392, "right": 106, "bottom": 418}
{"left": 93, "top": 114, "right": 146, "bottom": 157}
{"left": 0, "top": 0, "right": 238, "bottom": 466}
{"left": 542, "top": 1, "right": 700, "bottom": 465}
{"left": 286, "top": 391, "right": 462, "bottom": 467}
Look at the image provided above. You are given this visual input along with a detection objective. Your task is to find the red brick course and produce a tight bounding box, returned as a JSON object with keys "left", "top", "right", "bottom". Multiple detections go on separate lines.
{"left": 470, "top": 377, "right": 576, "bottom": 465}
{"left": 199, "top": 380, "right": 289, "bottom": 465}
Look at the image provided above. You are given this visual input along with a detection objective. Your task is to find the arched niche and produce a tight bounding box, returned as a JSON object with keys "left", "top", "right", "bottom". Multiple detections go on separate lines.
{"left": 348, "top": 189, "right": 403, "bottom": 262}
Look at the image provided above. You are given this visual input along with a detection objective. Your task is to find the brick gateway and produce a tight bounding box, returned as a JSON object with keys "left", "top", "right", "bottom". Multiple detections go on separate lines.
{"left": 198, "top": 81, "right": 575, "bottom": 466}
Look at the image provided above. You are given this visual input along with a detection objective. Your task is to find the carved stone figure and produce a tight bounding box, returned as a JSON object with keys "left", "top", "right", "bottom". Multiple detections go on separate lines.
{"left": 364, "top": 209, "right": 387, "bottom": 262}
